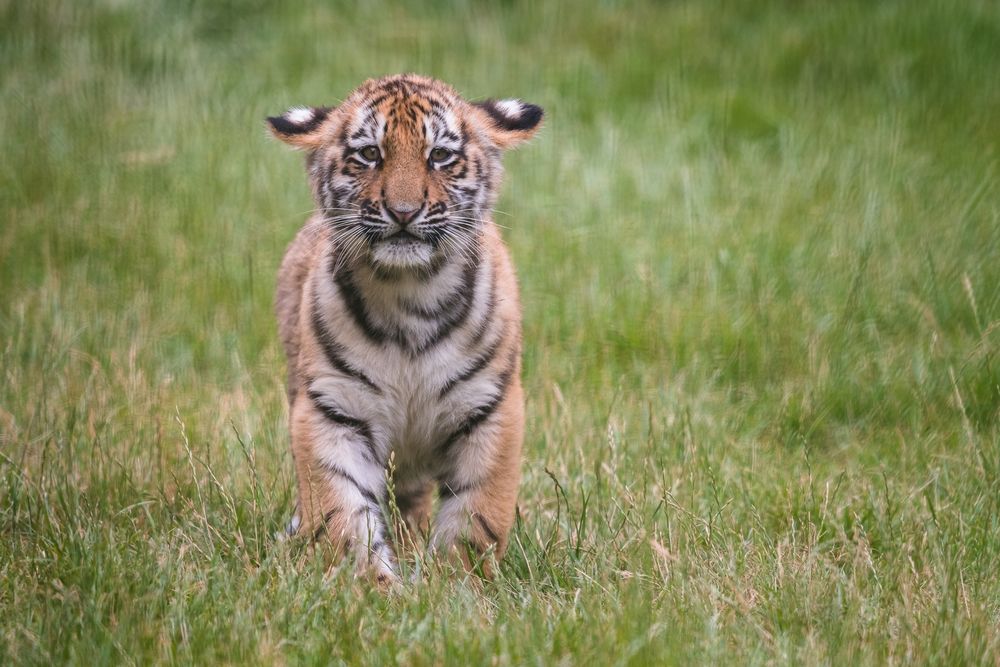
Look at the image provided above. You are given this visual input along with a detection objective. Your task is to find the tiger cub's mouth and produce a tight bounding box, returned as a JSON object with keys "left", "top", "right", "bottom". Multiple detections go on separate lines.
{"left": 383, "top": 229, "right": 423, "bottom": 242}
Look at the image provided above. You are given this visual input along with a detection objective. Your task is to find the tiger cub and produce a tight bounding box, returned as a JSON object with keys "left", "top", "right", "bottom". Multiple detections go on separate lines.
{"left": 267, "top": 74, "right": 542, "bottom": 582}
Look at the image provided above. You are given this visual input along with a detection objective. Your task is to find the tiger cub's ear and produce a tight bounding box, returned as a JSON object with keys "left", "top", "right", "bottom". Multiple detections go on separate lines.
{"left": 266, "top": 106, "right": 333, "bottom": 149}
{"left": 472, "top": 99, "right": 544, "bottom": 149}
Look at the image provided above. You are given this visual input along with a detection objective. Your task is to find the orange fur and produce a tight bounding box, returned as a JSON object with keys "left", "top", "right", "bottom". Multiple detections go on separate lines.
{"left": 269, "top": 74, "right": 542, "bottom": 581}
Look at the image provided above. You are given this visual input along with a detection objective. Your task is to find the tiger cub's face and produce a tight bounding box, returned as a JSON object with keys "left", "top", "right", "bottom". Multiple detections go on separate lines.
{"left": 268, "top": 74, "right": 543, "bottom": 272}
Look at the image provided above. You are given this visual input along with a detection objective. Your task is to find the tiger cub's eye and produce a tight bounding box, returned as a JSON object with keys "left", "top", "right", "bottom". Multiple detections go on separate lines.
{"left": 429, "top": 147, "right": 452, "bottom": 163}
{"left": 359, "top": 146, "right": 380, "bottom": 162}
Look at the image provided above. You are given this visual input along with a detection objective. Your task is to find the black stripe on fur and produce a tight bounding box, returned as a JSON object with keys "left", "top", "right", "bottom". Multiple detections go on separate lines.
{"left": 333, "top": 265, "right": 389, "bottom": 345}
{"left": 310, "top": 297, "right": 382, "bottom": 394}
{"left": 438, "top": 328, "right": 505, "bottom": 398}
{"left": 465, "top": 265, "right": 497, "bottom": 350}
{"left": 473, "top": 513, "right": 500, "bottom": 545}
{"left": 415, "top": 256, "right": 480, "bottom": 354}
{"left": 436, "top": 345, "right": 519, "bottom": 457}
{"left": 474, "top": 99, "right": 543, "bottom": 133}
{"left": 308, "top": 390, "right": 380, "bottom": 464}
{"left": 267, "top": 106, "right": 331, "bottom": 135}
{"left": 318, "top": 460, "right": 382, "bottom": 506}
{"left": 313, "top": 506, "right": 342, "bottom": 541}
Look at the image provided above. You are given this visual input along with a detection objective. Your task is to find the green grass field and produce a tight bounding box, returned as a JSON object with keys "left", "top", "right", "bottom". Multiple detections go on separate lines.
{"left": 2, "top": 0, "right": 999, "bottom": 663}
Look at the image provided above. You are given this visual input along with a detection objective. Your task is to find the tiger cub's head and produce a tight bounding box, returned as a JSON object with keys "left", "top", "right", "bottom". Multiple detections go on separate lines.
{"left": 267, "top": 74, "right": 543, "bottom": 272}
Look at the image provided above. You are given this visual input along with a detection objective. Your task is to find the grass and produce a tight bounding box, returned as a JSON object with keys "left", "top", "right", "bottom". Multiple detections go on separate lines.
{"left": 2, "top": 0, "right": 999, "bottom": 663}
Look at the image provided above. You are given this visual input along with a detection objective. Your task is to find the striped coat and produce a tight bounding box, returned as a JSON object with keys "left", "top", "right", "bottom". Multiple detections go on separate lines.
{"left": 268, "top": 74, "right": 542, "bottom": 582}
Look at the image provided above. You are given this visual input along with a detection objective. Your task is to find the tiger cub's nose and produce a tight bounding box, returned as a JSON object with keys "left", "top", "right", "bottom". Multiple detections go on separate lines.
{"left": 386, "top": 202, "right": 421, "bottom": 226}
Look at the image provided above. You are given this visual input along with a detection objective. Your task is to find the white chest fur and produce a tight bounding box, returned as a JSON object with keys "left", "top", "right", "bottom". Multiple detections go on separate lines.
{"left": 303, "top": 247, "right": 504, "bottom": 483}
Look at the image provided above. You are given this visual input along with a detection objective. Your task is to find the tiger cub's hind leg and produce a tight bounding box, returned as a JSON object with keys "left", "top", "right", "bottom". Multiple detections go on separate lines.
{"left": 291, "top": 392, "right": 396, "bottom": 584}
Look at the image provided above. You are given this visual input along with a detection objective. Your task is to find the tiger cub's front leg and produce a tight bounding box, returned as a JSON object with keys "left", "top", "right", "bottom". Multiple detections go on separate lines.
{"left": 432, "top": 380, "right": 524, "bottom": 576}
{"left": 291, "top": 389, "right": 395, "bottom": 583}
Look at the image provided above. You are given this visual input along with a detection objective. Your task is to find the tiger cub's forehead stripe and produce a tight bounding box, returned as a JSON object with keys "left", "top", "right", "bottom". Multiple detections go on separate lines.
{"left": 427, "top": 108, "right": 464, "bottom": 150}
{"left": 345, "top": 108, "right": 386, "bottom": 147}
{"left": 349, "top": 78, "right": 462, "bottom": 141}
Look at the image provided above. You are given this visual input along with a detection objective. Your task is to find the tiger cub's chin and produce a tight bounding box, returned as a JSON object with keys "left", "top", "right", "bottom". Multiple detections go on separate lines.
{"left": 267, "top": 74, "right": 543, "bottom": 584}
{"left": 369, "top": 237, "right": 436, "bottom": 270}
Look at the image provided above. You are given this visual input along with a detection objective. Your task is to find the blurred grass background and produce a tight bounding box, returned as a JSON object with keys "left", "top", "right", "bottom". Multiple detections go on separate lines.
{"left": 2, "top": 0, "right": 999, "bottom": 663}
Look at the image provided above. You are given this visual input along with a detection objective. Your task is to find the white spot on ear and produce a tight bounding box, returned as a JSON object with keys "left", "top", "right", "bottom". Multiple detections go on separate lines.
{"left": 494, "top": 99, "right": 523, "bottom": 119}
{"left": 286, "top": 106, "right": 314, "bottom": 125}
